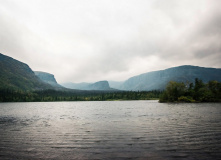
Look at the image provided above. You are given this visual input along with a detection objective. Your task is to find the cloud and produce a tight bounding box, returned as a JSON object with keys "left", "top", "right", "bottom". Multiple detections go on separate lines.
{"left": 0, "top": 0, "right": 220, "bottom": 83}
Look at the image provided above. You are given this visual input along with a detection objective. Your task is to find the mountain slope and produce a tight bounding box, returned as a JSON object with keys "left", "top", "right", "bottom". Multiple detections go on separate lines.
{"left": 34, "top": 71, "right": 64, "bottom": 89}
{"left": 119, "top": 65, "right": 221, "bottom": 91}
{"left": 0, "top": 53, "right": 53, "bottom": 90}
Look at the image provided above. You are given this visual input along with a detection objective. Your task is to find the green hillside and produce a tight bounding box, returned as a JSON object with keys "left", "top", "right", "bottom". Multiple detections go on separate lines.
{"left": 0, "top": 53, "right": 53, "bottom": 91}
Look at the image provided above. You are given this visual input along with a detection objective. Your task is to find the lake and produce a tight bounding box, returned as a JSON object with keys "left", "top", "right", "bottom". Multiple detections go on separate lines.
{"left": 0, "top": 100, "right": 220, "bottom": 160}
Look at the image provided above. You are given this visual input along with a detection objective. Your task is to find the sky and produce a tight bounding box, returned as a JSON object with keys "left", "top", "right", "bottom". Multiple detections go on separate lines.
{"left": 0, "top": 0, "right": 221, "bottom": 83}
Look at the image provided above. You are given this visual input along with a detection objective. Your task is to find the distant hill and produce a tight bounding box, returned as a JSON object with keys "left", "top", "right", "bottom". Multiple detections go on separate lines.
{"left": 0, "top": 53, "right": 53, "bottom": 91}
{"left": 61, "top": 80, "right": 114, "bottom": 90}
{"left": 118, "top": 65, "right": 221, "bottom": 91}
{"left": 34, "top": 71, "right": 64, "bottom": 89}
{"left": 87, "top": 81, "right": 112, "bottom": 90}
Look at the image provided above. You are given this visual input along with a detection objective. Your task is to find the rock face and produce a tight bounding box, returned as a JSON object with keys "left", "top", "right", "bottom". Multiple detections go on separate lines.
{"left": 61, "top": 81, "right": 112, "bottom": 90}
{"left": 0, "top": 53, "right": 53, "bottom": 90}
{"left": 118, "top": 65, "right": 221, "bottom": 91}
{"left": 34, "top": 71, "right": 63, "bottom": 88}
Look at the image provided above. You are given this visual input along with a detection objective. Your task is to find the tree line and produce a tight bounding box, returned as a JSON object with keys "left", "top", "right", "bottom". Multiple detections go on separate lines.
{"left": 159, "top": 78, "right": 221, "bottom": 102}
{"left": 1, "top": 78, "right": 221, "bottom": 103}
{"left": 0, "top": 89, "right": 161, "bottom": 102}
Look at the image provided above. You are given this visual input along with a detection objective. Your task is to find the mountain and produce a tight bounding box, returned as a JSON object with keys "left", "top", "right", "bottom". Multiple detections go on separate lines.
{"left": 87, "top": 81, "right": 111, "bottom": 90}
{"left": 34, "top": 71, "right": 64, "bottom": 89}
{"left": 118, "top": 65, "right": 221, "bottom": 91}
{"left": 2, "top": 53, "right": 220, "bottom": 92}
{"left": 61, "top": 81, "right": 113, "bottom": 90}
{"left": 0, "top": 53, "right": 53, "bottom": 90}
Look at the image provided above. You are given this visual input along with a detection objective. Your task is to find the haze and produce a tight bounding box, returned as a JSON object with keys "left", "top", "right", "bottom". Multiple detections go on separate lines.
{"left": 0, "top": 0, "right": 220, "bottom": 83}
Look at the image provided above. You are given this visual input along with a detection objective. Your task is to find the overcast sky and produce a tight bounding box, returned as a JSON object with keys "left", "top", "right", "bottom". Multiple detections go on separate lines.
{"left": 1, "top": 0, "right": 221, "bottom": 83}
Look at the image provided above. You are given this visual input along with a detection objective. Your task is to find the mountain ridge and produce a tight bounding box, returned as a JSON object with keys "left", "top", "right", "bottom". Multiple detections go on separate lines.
{"left": 61, "top": 80, "right": 114, "bottom": 90}
{"left": 117, "top": 65, "right": 221, "bottom": 91}
{"left": 0, "top": 53, "right": 53, "bottom": 91}
{"left": 62, "top": 65, "right": 221, "bottom": 91}
{"left": 1, "top": 53, "right": 221, "bottom": 92}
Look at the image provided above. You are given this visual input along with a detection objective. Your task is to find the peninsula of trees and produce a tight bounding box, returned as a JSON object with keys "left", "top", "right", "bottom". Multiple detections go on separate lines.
{"left": 159, "top": 78, "right": 221, "bottom": 102}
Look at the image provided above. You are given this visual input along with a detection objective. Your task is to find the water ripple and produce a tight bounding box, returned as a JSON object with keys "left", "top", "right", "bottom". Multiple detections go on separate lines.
{"left": 0, "top": 101, "right": 220, "bottom": 159}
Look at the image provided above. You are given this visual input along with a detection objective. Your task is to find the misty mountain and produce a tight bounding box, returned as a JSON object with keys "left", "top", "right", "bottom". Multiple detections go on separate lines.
{"left": 34, "top": 71, "right": 64, "bottom": 89}
{"left": 61, "top": 82, "right": 90, "bottom": 90}
{"left": 2, "top": 53, "right": 221, "bottom": 92}
{"left": 61, "top": 81, "right": 113, "bottom": 90}
{"left": 0, "top": 53, "right": 53, "bottom": 90}
{"left": 88, "top": 81, "right": 112, "bottom": 90}
{"left": 117, "top": 65, "right": 221, "bottom": 91}
{"left": 108, "top": 81, "right": 124, "bottom": 89}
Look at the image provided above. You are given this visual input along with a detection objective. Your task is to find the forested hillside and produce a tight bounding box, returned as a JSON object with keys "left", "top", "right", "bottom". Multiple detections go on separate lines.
{"left": 0, "top": 53, "right": 53, "bottom": 91}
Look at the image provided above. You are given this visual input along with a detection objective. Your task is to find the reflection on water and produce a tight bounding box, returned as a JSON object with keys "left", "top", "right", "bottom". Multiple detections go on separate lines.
{"left": 0, "top": 100, "right": 221, "bottom": 159}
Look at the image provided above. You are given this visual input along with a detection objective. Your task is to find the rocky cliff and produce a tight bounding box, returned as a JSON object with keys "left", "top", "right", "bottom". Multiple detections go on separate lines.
{"left": 34, "top": 71, "right": 63, "bottom": 88}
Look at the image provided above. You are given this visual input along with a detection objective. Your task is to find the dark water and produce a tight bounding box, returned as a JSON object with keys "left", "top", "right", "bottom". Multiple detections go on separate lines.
{"left": 0, "top": 100, "right": 220, "bottom": 160}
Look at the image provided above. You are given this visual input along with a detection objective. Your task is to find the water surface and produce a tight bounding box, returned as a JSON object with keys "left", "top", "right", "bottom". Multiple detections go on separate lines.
{"left": 0, "top": 100, "right": 220, "bottom": 159}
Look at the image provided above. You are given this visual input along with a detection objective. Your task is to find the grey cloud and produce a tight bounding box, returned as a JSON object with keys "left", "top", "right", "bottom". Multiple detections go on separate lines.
{"left": 0, "top": 13, "right": 27, "bottom": 59}
{"left": 186, "top": 6, "right": 221, "bottom": 61}
{"left": 0, "top": 0, "right": 221, "bottom": 83}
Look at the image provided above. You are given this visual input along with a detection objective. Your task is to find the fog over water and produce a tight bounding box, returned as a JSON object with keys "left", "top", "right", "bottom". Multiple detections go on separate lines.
{"left": 0, "top": 0, "right": 221, "bottom": 83}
